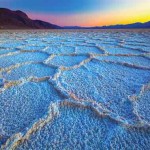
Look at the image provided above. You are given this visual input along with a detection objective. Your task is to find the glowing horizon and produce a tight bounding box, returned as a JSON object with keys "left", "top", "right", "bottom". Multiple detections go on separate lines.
{"left": 0, "top": 0, "right": 150, "bottom": 27}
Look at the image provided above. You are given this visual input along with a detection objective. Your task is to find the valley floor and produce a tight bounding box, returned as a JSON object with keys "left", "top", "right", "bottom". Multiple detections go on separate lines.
{"left": 0, "top": 29, "right": 150, "bottom": 150}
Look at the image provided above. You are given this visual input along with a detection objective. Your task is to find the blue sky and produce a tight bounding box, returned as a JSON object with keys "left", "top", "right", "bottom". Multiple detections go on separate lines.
{"left": 0, "top": 0, "right": 107, "bottom": 14}
{"left": 0, "top": 0, "right": 150, "bottom": 26}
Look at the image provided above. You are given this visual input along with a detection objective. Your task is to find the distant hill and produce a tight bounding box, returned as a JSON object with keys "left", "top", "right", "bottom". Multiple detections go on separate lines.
{"left": 64, "top": 21, "right": 150, "bottom": 29}
{"left": 0, "top": 8, "right": 61, "bottom": 29}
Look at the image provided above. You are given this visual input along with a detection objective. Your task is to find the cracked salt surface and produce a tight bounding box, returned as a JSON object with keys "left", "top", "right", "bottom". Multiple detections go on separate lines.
{"left": 0, "top": 29, "right": 150, "bottom": 150}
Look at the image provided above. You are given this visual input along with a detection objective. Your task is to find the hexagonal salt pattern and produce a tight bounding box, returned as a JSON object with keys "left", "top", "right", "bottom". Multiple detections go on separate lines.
{"left": 0, "top": 30, "right": 150, "bottom": 150}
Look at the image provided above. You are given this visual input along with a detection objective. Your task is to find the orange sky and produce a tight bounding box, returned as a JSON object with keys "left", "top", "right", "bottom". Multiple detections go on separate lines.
{"left": 1, "top": 0, "right": 150, "bottom": 26}
{"left": 28, "top": 1, "right": 150, "bottom": 27}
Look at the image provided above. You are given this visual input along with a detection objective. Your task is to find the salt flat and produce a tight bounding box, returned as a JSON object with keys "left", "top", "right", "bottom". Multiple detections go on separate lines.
{"left": 0, "top": 30, "right": 150, "bottom": 150}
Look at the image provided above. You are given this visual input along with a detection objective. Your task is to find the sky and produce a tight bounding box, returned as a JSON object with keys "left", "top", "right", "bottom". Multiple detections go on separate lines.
{"left": 0, "top": 0, "right": 150, "bottom": 27}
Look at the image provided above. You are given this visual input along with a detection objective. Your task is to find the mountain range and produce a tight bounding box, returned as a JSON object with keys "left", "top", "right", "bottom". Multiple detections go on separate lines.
{"left": 0, "top": 8, "right": 61, "bottom": 29}
{"left": 0, "top": 8, "right": 150, "bottom": 29}
{"left": 66, "top": 22, "right": 150, "bottom": 29}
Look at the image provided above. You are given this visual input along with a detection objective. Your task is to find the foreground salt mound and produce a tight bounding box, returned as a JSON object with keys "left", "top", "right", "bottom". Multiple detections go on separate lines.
{"left": 0, "top": 49, "right": 17, "bottom": 55}
{"left": 0, "top": 41, "right": 23, "bottom": 49}
{"left": 0, "top": 81, "right": 62, "bottom": 145}
{"left": 45, "top": 45, "right": 75, "bottom": 54}
{"left": 97, "top": 55, "right": 150, "bottom": 68}
{"left": 17, "top": 104, "right": 150, "bottom": 150}
{"left": 4, "top": 63, "right": 55, "bottom": 81}
{"left": 48, "top": 55, "right": 88, "bottom": 67}
{"left": 132, "top": 83, "right": 150, "bottom": 123}
{"left": 58, "top": 60, "right": 150, "bottom": 123}
{"left": 75, "top": 45, "right": 104, "bottom": 54}
{"left": 0, "top": 52, "right": 48, "bottom": 68}
{"left": 98, "top": 44, "right": 144, "bottom": 55}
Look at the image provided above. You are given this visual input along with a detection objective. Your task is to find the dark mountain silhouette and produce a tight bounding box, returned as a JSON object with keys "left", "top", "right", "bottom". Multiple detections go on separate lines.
{"left": 92, "top": 21, "right": 150, "bottom": 29}
{"left": 0, "top": 8, "right": 61, "bottom": 29}
{"left": 64, "top": 21, "right": 150, "bottom": 29}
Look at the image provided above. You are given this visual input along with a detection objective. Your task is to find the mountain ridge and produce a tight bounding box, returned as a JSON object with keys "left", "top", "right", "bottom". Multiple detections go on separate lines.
{"left": 0, "top": 8, "right": 61, "bottom": 29}
{"left": 64, "top": 21, "right": 150, "bottom": 29}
